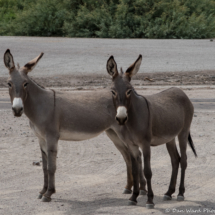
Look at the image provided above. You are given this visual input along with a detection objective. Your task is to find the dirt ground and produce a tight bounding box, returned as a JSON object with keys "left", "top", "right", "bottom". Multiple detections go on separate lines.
{"left": 1, "top": 83, "right": 215, "bottom": 215}
{"left": 1, "top": 70, "right": 215, "bottom": 88}
{"left": 1, "top": 37, "right": 215, "bottom": 215}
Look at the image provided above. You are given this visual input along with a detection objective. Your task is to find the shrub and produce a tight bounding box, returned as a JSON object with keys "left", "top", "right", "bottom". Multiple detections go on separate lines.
{"left": 1, "top": 0, "right": 215, "bottom": 38}
{"left": 10, "top": 0, "right": 68, "bottom": 36}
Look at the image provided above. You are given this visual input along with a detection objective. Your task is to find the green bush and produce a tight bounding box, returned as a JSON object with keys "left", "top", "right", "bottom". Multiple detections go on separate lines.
{"left": 141, "top": 0, "right": 215, "bottom": 38}
{"left": 0, "top": 0, "right": 18, "bottom": 35}
{"left": 1, "top": 0, "right": 215, "bottom": 38}
{"left": 12, "top": 0, "right": 68, "bottom": 36}
{"left": 63, "top": 5, "right": 112, "bottom": 37}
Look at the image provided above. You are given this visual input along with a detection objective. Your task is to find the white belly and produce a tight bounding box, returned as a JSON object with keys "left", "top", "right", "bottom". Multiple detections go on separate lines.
{"left": 151, "top": 135, "right": 175, "bottom": 146}
{"left": 59, "top": 130, "right": 101, "bottom": 141}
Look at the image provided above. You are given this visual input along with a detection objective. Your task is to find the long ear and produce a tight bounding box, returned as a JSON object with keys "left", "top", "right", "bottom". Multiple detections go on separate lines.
{"left": 125, "top": 55, "right": 142, "bottom": 79}
{"left": 106, "top": 56, "right": 119, "bottom": 78}
{"left": 22, "top": 53, "right": 44, "bottom": 73}
{"left": 4, "top": 49, "right": 15, "bottom": 72}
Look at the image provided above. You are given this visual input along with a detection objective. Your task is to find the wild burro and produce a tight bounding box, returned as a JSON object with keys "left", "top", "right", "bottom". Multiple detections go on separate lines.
{"left": 106, "top": 55, "right": 197, "bottom": 209}
{"left": 3, "top": 49, "right": 147, "bottom": 202}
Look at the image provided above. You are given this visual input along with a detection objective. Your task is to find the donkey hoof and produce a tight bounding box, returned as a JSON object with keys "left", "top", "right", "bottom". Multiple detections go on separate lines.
{"left": 163, "top": 195, "right": 172, "bottom": 201}
{"left": 140, "top": 190, "right": 147, "bottom": 195}
{"left": 38, "top": 193, "right": 43, "bottom": 199}
{"left": 177, "top": 195, "right": 184, "bottom": 201}
{"left": 42, "top": 196, "right": 51, "bottom": 202}
{"left": 146, "top": 203, "right": 155, "bottom": 209}
{"left": 123, "top": 189, "right": 132, "bottom": 194}
{"left": 128, "top": 200, "right": 137, "bottom": 206}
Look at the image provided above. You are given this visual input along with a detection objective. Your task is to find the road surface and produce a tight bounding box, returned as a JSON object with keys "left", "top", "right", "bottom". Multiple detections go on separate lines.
{"left": 0, "top": 37, "right": 215, "bottom": 77}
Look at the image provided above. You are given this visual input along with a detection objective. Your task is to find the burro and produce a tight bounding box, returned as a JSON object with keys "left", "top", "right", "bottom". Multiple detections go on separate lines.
{"left": 106, "top": 54, "right": 197, "bottom": 209}
{"left": 3, "top": 49, "right": 147, "bottom": 203}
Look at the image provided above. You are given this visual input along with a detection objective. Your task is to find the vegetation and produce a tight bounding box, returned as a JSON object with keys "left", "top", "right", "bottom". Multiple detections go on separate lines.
{"left": 1, "top": 0, "right": 215, "bottom": 38}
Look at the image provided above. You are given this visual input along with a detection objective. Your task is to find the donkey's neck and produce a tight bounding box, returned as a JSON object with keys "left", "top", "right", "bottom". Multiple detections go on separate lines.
{"left": 28, "top": 77, "right": 46, "bottom": 94}
{"left": 23, "top": 78, "right": 53, "bottom": 123}
{"left": 130, "top": 90, "right": 149, "bottom": 118}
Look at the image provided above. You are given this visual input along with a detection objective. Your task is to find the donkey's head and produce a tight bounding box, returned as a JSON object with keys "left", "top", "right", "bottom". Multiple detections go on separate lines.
{"left": 106, "top": 55, "right": 142, "bottom": 125}
{"left": 4, "top": 49, "right": 43, "bottom": 117}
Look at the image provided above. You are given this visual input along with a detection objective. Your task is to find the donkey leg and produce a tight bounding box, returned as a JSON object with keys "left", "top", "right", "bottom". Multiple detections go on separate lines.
{"left": 105, "top": 129, "right": 133, "bottom": 193}
{"left": 37, "top": 138, "right": 48, "bottom": 199}
{"left": 128, "top": 145, "right": 140, "bottom": 205}
{"left": 142, "top": 144, "right": 154, "bottom": 209}
{"left": 42, "top": 136, "right": 58, "bottom": 202}
{"left": 138, "top": 150, "right": 147, "bottom": 195}
{"left": 177, "top": 131, "right": 188, "bottom": 201}
{"left": 163, "top": 139, "right": 180, "bottom": 200}
{"left": 39, "top": 147, "right": 48, "bottom": 198}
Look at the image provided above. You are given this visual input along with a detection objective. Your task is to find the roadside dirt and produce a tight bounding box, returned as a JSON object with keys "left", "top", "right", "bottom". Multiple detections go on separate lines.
{"left": 1, "top": 70, "right": 215, "bottom": 89}
{"left": 1, "top": 86, "right": 215, "bottom": 215}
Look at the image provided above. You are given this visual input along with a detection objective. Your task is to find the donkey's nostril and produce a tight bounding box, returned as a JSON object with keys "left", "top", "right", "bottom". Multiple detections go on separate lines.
{"left": 12, "top": 106, "right": 23, "bottom": 117}
{"left": 116, "top": 116, "right": 128, "bottom": 125}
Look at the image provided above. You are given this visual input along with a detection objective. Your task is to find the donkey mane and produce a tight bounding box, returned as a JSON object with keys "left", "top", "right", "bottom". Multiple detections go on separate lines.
{"left": 120, "top": 67, "right": 124, "bottom": 74}
{"left": 29, "top": 77, "right": 45, "bottom": 89}
{"left": 132, "top": 88, "right": 141, "bottom": 97}
{"left": 29, "top": 77, "right": 56, "bottom": 107}
{"left": 132, "top": 87, "right": 151, "bottom": 128}
{"left": 29, "top": 77, "right": 56, "bottom": 108}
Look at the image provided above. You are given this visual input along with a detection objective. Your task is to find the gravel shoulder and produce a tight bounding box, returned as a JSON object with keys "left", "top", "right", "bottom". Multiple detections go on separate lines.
{"left": 1, "top": 70, "right": 215, "bottom": 89}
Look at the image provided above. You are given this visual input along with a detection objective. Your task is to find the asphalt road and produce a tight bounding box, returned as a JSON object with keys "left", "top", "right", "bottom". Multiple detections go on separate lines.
{"left": 0, "top": 98, "right": 10, "bottom": 109}
{"left": 1, "top": 37, "right": 215, "bottom": 77}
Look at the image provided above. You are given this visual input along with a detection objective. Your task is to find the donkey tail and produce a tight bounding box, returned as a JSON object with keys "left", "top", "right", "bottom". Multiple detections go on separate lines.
{"left": 188, "top": 133, "right": 197, "bottom": 157}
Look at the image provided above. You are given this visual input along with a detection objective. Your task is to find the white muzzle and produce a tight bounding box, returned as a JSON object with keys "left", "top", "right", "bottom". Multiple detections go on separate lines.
{"left": 12, "top": 97, "right": 24, "bottom": 116}
{"left": 116, "top": 106, "right": 128, "bottom": 125}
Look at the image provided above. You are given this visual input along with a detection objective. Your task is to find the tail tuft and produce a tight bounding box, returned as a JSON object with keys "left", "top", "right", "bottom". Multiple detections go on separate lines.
{"left": 188, "top": 133, "right": 197, "bottom": 157}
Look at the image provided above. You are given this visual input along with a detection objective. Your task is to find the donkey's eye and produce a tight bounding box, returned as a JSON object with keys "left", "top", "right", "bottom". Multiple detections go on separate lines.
{"left": 111, "top": 90, "right": 117, "bottom": 97}
{"left": 126, "top": 89, "right": 132, "bottom": 96}
{"left": 23, "top": 83, "right": 28, "bottom": 88}
{"left": 8, "top": 83, "right": 12, "bottom": 88}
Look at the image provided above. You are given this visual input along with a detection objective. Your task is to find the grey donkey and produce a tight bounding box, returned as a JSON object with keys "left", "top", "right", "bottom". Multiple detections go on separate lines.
{"left": 3, "top": 49, "right": 147, "bottom": 203}
{"left": 106, "top": 55, "right": 197, "bottom": 209}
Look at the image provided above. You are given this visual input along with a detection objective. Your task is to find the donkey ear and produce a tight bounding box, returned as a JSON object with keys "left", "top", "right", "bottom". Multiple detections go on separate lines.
{"left": 4, "top": 49, "right": 15, "bottom": 72}
{"left": 106, "top": 56, "right": 119, "bottom": 78}
{"left": 125, "top": 55, "right": 142, "bottom": 79}
{"left": 22, "top": 52, "right": 44, "bottom": 73}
